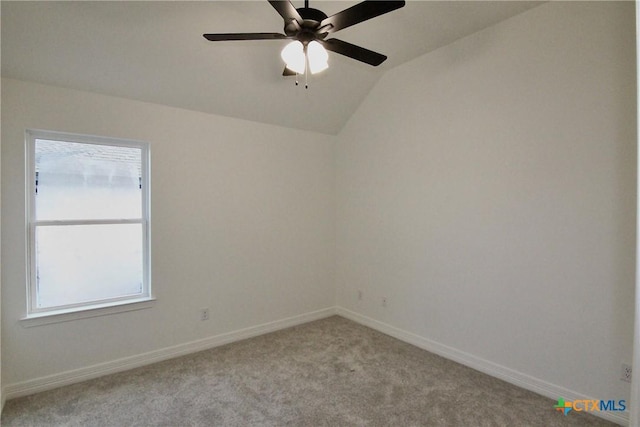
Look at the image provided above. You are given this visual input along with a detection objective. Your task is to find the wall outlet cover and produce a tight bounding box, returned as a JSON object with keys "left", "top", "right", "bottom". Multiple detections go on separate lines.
{"left": 621, "top": 363, "right": 632, "bottom": 382}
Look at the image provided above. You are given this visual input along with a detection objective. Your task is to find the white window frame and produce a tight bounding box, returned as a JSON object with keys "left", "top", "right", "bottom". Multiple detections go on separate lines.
{"left": 24, "top": 129, "right": 153, "bottom": 325}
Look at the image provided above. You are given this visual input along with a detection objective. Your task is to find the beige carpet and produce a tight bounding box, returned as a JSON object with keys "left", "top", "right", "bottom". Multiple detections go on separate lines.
{"left": 1, "top": 316, "right": 615, "bottom": 426}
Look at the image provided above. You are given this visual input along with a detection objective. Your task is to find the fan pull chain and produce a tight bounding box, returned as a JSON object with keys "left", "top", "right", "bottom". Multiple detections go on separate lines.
{"left": 292, "top": 73, "right": 309, "bottom": 89}
{"left": 304, "top": 51, "right": 309, "bottom": 89}
{"left": 292, "top": 71, "right": 308, "bottom": 89}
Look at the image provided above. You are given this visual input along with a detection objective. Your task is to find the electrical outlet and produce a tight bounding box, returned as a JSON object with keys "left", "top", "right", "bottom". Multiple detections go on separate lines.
{"left": 200, "top": 308, "right": 210, "bottom": 321}
{"left": 382, "top": 296, "right": 387, "bottom": 307}
{"left": 358, "top": 290, "right": 363, "bottom": 301}
{"left": 621, "top": 363, "right": 632, "bottom": 383}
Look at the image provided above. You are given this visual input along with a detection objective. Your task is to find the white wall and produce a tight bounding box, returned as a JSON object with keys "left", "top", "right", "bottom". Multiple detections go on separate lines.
{"left": 0, "top": 69, "right": 4, "bottom": 412}
{"left": 1, "top": 78, "right": 335, "bottom": 387}
{"left": 336, "top": 0, "right": 636, "bottom": 406}
{"left": 1, "top": 0, "right": 636, "bottom": 419}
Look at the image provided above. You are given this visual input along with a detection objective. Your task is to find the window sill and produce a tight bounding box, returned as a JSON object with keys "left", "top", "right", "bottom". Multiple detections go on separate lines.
{"left": 20, "top": 297, "right": 156, "bottom": 327}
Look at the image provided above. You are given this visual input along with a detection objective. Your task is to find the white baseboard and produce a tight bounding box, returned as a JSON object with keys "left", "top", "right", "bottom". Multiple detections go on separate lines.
{"left": 336, "top": 307, "right": 628, "bottom": 426}
{"left": 3, "top": 306, "right": 628, "bottom": 426}
{"left": 3, "top": 307, "right": 337, "bottom": 401}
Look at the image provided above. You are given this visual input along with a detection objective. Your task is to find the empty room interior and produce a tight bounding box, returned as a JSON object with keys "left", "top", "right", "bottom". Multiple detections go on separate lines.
{"left": 0, "top": 0, "right": 637, "bottom": 425}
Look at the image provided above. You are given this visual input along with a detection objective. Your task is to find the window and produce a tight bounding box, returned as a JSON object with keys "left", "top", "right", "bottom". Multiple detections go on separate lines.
{"left": 26, "top": 130, "right": 152, "bottom": 319}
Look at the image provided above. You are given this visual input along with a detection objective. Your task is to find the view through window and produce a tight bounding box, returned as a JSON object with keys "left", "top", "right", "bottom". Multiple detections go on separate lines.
{"left": 26, "top": 130, "right": 151, "bottom": 315}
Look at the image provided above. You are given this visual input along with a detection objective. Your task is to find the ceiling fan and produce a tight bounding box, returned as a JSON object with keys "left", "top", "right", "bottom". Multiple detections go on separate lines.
{"left": 203, "top": 0, "right": 406, "bottom": 83}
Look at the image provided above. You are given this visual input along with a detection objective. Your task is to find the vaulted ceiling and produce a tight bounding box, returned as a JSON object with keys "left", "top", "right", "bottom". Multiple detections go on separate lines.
{"left": 2, "top": 1, "right": 542, "bottom": 134}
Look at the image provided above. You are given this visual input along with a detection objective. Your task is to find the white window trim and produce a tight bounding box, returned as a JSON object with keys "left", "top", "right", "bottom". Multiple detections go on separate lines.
{"left": 20, "top": 298, "right": 156, "bottom": 327}
{"left": 23, "top": 129, "right": 153, "bottom": 324}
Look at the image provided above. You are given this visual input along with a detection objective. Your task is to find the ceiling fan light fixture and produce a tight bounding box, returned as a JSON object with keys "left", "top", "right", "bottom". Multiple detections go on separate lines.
{"left": 307, "top": 40, "right": 328, "bottom": 74}
{"left": 281, "top": 40, "right": 306, "bottom": 74}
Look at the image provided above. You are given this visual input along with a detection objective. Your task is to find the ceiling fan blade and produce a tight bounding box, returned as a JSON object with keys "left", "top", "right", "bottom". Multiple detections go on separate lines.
{"left": 203, "top": 33, "right": 289, "bottom": 41}
{"left": 319, "top": 1, "right": 405, "bottom": 34}
{"left": 282, "top": 67, "right": 296, "bottom": 76}
{"left": 320, "top": 38, "right": 387, "bottom": 66}
{"left": 268, "top": 1, "right": 303, "bottom": 25}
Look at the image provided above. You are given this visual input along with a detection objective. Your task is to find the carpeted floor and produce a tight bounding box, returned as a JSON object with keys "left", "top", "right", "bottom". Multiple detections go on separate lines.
{"left": 2, "top": 316, "right": 616, "bottom": 426}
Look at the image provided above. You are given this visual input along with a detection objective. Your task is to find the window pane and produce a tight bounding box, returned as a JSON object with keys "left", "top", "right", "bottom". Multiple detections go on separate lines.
{"left": 35, "top": 139, "right": 142, "bottom": 220}
{"left": 35, "top": 224, "right": 144, "bottom": 309}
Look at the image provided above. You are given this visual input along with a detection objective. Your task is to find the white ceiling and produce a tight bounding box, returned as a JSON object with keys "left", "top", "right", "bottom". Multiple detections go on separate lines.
{"left": 2, "top": 1, "right": 542, "bottom": 135}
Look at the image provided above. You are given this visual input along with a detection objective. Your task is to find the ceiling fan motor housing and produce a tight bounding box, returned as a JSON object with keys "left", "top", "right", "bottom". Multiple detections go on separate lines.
{"left": 284, "top": 7, "right": 329, "bottom": 42}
